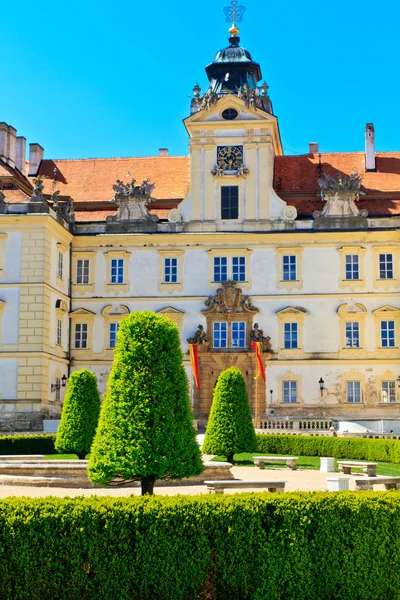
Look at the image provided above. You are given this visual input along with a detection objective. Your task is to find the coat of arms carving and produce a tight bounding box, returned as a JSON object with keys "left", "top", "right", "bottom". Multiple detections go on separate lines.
{"left": 204, "top": 281, "right": 257, "bottom": 315}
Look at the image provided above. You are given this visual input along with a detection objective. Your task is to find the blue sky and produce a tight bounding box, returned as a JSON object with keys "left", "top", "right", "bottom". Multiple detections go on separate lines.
{"left": 1, "top": 0, "right": 399, "bottom": 159}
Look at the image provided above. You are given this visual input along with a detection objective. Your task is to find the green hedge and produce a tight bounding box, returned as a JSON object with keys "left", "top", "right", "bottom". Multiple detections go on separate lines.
{"left": 0, "top": 493, "right": 399, "bottom": 599}
{"left": 0, "top": 435, "right": 56, "bottom": 455}
{"left": 257, "top": 434, "right": 400, "bottom": 463}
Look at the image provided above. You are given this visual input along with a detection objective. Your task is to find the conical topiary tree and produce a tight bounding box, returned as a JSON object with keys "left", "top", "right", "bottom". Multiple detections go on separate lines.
{"left": 202, "top": 367, "right": 257, "bottom": 463}
{"left": 55, "top": 369, "right": 101, "bottom": 459}
{"left": 88, "top": 311, "right": 203, "bottom": 495}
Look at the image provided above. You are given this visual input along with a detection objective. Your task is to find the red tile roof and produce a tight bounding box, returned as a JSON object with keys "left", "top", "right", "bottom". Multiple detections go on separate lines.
{"left": 38, "top": 157, "right": 190, "bottom": 202}
{"left": 74, "top": 207, "right": 170, "bottom": 222}
{"left": 274, "top": 152, "right": 400, "bottom": 194}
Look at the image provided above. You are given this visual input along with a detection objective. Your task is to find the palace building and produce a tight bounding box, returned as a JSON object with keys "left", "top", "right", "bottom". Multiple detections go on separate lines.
{"left": 0, "top": 14, "right": 399, "bottom": 433}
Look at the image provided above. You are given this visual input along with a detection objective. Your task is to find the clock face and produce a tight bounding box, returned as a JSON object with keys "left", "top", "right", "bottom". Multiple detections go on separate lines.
{"left": 217, "top": 146, "right": 243, "bottom": 171}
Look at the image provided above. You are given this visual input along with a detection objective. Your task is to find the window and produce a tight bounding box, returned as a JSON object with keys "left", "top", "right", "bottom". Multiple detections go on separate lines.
{"left": 345, "top": 255, "right": 359, "bottom": 280}
{"left": 214, "top": 257, "right": 228, "bottom": 282}
{"left": 232, "top": 322, "right": 246, "bottom": 348}
{"left": 379, "top": 254, "right": 394, "bottom": 279}
{"left": 111, "top": 259, "right": 124, "bottom": 284}
{"left": 232, "top": 257, "right": 246, "bottom": 282}
{"left": 221, "top": 186, "right": 239, "bottom": 220}
{"left": 222, "top": 108, "right": 238, "bottom": 121}
{"left": 76, "top": 259, "right": 90, "bottom": 285}
{"left": 109, "top": 323, "right": 119, "bottom": 349}
{"left": 55, "top": 378, "right": 61, "bottom": 402}
{"left": 56, "top": 319, "right": 62, "bottom": 346}
{"left": 74, "top": 323, "right": 88, "bottom": 349}
{"left": 164, "top": 258, "right": 178, "bottom": 284}
{"left": 345, "top": 322, "right": 360, "bottom": 348}
{"left": 213, "top": 322, "right": 228, "bottom": 349}
{"left": 346, "top": 381, "right": 361, "bottom": 403}
{"left": 283, "top": 381, "right": 297, "bottom": 403}
{"left": 284, "top": 323, "right": 298, "bottom": 349}
{"left": 382, "top": 381, "right": 396, "bottom": 404}
{"left": 283, "top": 256, "right": 297, "bottom": 281}
{"left": 58, "top": 252, "right": 63, "bottom": 280}
{"left": 381, "top": 321, "right": 395, "bottom": 348}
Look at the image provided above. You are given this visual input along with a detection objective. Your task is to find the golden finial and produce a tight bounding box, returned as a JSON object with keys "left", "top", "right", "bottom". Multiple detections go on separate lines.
{"left": 224, "top": 1, "right": 246, "bottom": 36}
{"left": 229, "top": 23, "right": 240, "bottom": 37}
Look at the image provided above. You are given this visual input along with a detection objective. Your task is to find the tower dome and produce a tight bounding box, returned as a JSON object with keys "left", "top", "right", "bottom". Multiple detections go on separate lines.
{"left": 205, "top": 35, "right": 262, "bottom": 95}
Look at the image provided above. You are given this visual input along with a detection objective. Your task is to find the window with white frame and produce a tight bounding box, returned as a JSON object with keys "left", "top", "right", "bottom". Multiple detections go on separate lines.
{"left": 345, "top": 255, "right": 359, "bottom": 280}
{"left": 232, "top": 257, "right": 246, "bottom": 282}
{"left": 381, "top": 320, "right": 395, "bottom": 348}
{"left": 283, "top": 381, "right": 297, "bottom": 403}
{"left": 76, "top": 259, "right": 90, "bottom": 285}
{"left": 346, "top": 381, "right": 361, "bottom": 403}
{"left": 55, "top": 378, "right": 61, "bottom": 402}
{"left": 345, "top": 322, "right": 360, "bottom": 348}
{"left": 111, "top": 259, "right": 124, "bottom": 284}
{"left": 58, "top": 252, "right": 63, "bottom": 280}
{"left": 282, "top": 255, "right": 297, "bottom": 281}
{"left": 109, "top": 323, "right": 119, "bottom": 349}
{"left": 379, "top": 254, "right": 394, "bottom": 279}
{"left": 213, "top": 256, "right": 247, "bottom": 283}
{"left": 213, "top": 257, "right": 228, "bottom": 282}
{"left": 213, "top": 322, "right": 228, "bottom": 349}
{"left": 381, "top": 381, "right": 396, "bottom": 403}
{"left": 74, "top": 323, "right": 88, "bottom": 349}
{"left": 56, "top": 319, "right": 62, "bottom": 346}
{"left": 164, "top": 258, "right": 178, "bottom": 284}
{"left": 284, "top": 322, "right": 298, "bottom": 349}
{"left": 232, "top": 322, "right": 246, "bottom": 348}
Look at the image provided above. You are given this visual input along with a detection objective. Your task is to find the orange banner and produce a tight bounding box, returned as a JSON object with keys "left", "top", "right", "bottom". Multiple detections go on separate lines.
{"left": 252, "top": 341, "right": 266, "bottom": 383}
{"left": 189, "top": 343, "right": 201, "bottom": 390}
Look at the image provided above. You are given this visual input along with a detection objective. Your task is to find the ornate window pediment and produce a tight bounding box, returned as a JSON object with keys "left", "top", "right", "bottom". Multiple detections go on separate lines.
{"left": 101, "top": 305, "right": 130, "bottom": 317}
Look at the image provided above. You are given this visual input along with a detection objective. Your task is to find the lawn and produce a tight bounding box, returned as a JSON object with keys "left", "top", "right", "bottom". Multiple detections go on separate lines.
{"left": 45, "top": 454, "right": 88, "bottom": 460}
{"left": 210, "top": 453, "right": 400, "bottom": 476}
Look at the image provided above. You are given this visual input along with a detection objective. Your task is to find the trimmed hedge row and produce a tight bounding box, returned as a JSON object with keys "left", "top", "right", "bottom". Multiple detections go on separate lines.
{"left": 0, "top": 493, "right": 400, "bottom": 599}
{"left": 257, "top": 434, "right": 400, "bottom": 463}
{"left": 0, "top": 435, "right": 56, "bottom": 455}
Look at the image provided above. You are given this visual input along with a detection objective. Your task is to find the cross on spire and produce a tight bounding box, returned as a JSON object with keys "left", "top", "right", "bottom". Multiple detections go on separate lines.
{"left": 223, "top": 0, "right": 246, "bottom": 36}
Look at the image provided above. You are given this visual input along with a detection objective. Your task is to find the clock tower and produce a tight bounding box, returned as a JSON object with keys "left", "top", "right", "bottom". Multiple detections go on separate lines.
{"left": 179, "top": 14, "right": 294, "bottom": 231}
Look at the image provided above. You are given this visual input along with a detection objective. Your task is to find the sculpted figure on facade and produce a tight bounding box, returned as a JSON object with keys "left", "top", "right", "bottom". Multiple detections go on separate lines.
{"left": 187, "top": 324, "right": 207, "bottom": 345}
{"left": 30, "top": 177, "right": 45, "bottom": 203}
{"left": 110, "top": 177, "right": 157, "bottom": 222}
{"left": 315, "top": 172, "right": 368, "bottom": 218}
{"left": 250, "top": 323, "right": 272, "bottom": 352}
{"left": 0, "top": 178, "right": 5, "bottom": 204}
{"left": 198, "top": 86, "right": 219, "bottom": 111}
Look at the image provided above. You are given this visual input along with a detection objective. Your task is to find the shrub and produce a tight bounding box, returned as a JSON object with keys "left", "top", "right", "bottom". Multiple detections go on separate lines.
{"left": 203, "top": 367, "right": 257, "bottom": 462}
{"left": 0, "top": 493, "right": 399, "bottom": 599}
{"left": 256, "top": 434, "right": 400, "bottom": 463}
{"left": 55, "top": 369, "right": 100, "bottom": 459}
{"left": 88, "top": 311, "right": 203, "bottom": 495}
{"left": 0, "top": 435, "right": 56, "bottom": 455}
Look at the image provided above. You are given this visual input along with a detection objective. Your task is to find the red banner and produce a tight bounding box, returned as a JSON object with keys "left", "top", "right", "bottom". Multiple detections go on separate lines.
{"left": 189, "top": 344, "right": 201, "bottom": 390}
{"left": 252, "top": 341, "right": 266, "bottom": 383}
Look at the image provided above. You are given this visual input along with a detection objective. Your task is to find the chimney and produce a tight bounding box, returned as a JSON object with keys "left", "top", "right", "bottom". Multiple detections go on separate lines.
{"left": 7, "top": 126, "right": 17, "bottom": 169}
{"left": 0, "top": 123, "right": 9, "bottom": 164}
{"left": 159, "top": 148, "right": 169, "bottom": 157}
{"left": 365, "top": 123, "right": 376, "bottom": 171}
{"left": 309, "top": 142, "right": 319, "bottom": 155}
{"left": 16, "top": 137, "right": 27, "bottom": 175}
{"left": 28, "top": 143, "right": 44, "bottom": 176}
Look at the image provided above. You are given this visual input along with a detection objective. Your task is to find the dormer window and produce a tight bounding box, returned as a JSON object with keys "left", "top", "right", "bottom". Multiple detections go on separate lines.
{"left": 222, "top": 108, "right": 238, "bottom": 120}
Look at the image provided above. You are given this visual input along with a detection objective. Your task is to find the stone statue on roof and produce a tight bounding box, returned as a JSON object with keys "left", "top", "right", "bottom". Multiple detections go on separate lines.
{"left": 314, "top": 172, "right": 368, "bottom": 220}
{"left": 30, "top": 177, "right": 45, "bottom": 203}
{"left": 111, "top": 177, "right": 158, "bottom": 222}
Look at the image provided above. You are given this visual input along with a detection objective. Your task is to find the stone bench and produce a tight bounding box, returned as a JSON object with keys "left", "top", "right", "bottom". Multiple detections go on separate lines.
{"left": 253, "top": 456, "right": 298, "bottom": 470}
{"left": 355, "top": 476, "right": 400, "bottom": 491}
{"left": 205, "top": 479, "right": 287, "bottom": 495}
{"left": 0, "top": 455, "right": 45, "bottom": 461}
{"left": 338, "top": 461, "right": 377, "bottom": 477}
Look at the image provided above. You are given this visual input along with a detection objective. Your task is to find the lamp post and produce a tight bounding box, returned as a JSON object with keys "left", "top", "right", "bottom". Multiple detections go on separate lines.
{"left": 319, "top": 378, "right": 326, "bottom": 397}
{"left": 51, "top": 374, "right": 68, "bottom": 393}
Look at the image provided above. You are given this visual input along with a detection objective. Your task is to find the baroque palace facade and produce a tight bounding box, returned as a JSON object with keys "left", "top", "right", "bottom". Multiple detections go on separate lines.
{"left": 0, "top": 23, "right": 399, "bottom": 432}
